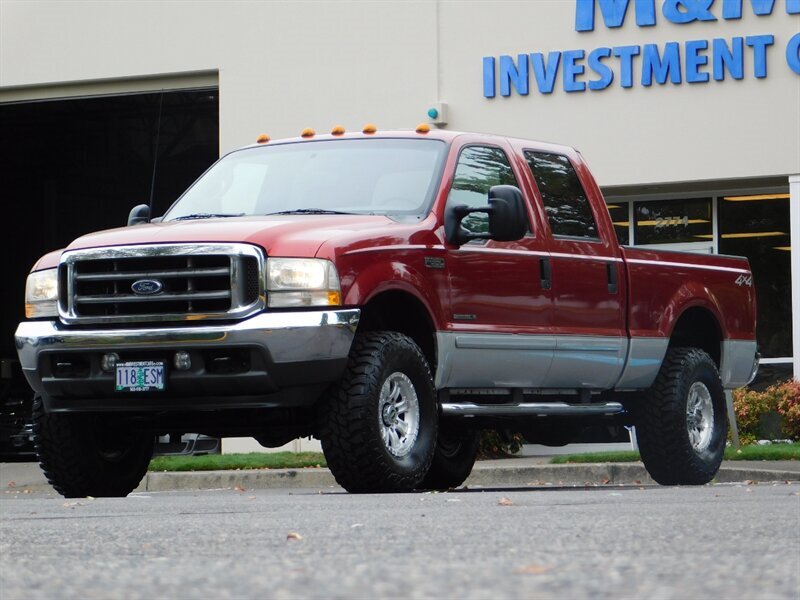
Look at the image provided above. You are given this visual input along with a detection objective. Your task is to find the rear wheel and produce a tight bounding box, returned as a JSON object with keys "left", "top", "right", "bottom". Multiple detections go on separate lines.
{"left": 317, "top": 331, "right": 438, "bottom": 493}
{"left": 418, "top": 424, "right": 479, "bottom": 490}
{"left": 635, "top": 348, "right": 727, "bottom": 485}
{"left": 33, "top": 395, "right": 154, "bottom": 497}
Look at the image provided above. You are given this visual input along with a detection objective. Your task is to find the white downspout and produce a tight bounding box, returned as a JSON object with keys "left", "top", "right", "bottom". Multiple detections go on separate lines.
{"left": 790, "top": 175, "right": 800, "bottom": 381}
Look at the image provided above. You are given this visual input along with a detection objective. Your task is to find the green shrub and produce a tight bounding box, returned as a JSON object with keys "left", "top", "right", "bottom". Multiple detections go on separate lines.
{"left": 732, "top": 379, "right": 800, "bottom": 444}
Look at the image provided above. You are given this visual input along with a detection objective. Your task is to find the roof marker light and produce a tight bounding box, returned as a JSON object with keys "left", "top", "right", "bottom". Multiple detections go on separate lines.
{"left": 301, "top": 128, "right": 315, "bottom": 138}
{"left": 362, "top": 123, "right": 377, "bottom": 134}
{"left": 331, "top": 125, "right": 345, "bottom": 136}
{"left": 416, "top": 123, "right": 431, "bottom": 134}
{"left": 256, "top": 134, "right": 270, "bottom": 144}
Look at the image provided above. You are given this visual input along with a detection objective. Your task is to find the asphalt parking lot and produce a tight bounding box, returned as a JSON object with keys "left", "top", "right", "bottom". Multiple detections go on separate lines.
{"left": 2, "top": 483, "right": 799, "bottom": 599}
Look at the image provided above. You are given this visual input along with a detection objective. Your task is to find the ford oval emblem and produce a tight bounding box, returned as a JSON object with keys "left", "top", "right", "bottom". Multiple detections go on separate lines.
{"left": 131, "top": 279, "right": 163, "bottom": 295}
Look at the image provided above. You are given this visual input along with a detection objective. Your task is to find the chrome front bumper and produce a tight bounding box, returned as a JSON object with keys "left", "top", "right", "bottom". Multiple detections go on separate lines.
{"left": 15, "top": 309, "right": 360, "bottom": 405}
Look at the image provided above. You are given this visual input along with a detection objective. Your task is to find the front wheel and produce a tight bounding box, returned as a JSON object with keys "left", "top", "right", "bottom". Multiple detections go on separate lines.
{"left": 33, "top": 395, "right": 154, "bottom": 498}
{"left": 635, "top": 347, "right": 727, "bottom": 485}
{"left": 317, "top": 331, "right": 438, "bottom": 493}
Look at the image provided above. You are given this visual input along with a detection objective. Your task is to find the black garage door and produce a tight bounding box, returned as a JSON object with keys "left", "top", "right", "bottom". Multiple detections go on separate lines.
{"left": 0, "top": 88, "right": 219, "bottom": 454}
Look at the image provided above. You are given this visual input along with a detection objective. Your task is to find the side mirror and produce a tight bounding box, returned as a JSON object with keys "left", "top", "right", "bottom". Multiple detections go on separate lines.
{"left": 444, "top": 185, "right": 527, "bottom": 246}
{"left": 127, "top": 204, "right": 151, "bottom": 226}
{"left": 487, "top": 185, "right": 528, "bottom": 242}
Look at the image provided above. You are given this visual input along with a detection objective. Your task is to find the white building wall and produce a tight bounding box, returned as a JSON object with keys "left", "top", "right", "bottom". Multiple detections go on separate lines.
{"left": 2, "top": 1, "right": 798, "bottom": 187}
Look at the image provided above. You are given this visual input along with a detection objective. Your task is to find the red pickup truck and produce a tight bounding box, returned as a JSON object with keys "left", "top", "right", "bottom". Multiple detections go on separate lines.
{"left": 16, "top": 127, "right": 758, "bottom": 497}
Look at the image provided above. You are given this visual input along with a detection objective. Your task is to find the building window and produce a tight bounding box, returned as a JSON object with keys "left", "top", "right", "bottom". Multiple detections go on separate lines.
{"left": 607, "top": 203, "right": 630, "bottom": 245}
{"left": 633, "top": 198, "right": 713, "bottom": 245}
{"left": 719, "top": 193, "right": 792, "bottom": 359}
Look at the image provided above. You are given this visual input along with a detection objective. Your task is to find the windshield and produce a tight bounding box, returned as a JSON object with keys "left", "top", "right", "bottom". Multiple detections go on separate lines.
{"left": 164, "top": 138, "right": 447, "bottom": 221}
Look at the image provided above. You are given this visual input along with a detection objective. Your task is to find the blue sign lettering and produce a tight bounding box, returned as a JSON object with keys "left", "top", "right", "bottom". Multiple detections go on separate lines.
{"left": 482, "top": 1, "right": 797, "bottom": 99}
{"left": 576, "top": 0, "right": 798, "bottom": 31}
{"left": 500, "top": 54, "right": 529, "bottom": 96}
{"left": 613, "top": 45, "right": 641, "bottom": 87}
{"left": 576, "top": 0, "right": 657, "bottom": 31}
{"left": 746, "top": 34, "right": 775, "bottom": 77}
{"left": 662, "top": 0, "right": 716, "bottom": 24}
{"left": 483, "top": 57, "right": 496, "bottom": 97}
{"left": 642, "top": 42, "right": 683, "bottom": 85}
{"left": 713, "top": 37, "right": 745, "bottom": 80}
{"left": 588, "top": 47, "right": 615, "bottom": 89}
{"left": 563, "top": 50, "right": 587, "bottom": 91}
{"left": 787, "top": 32, "right": 800, "bottom": 73}
{"left": 685, "top": 39, "right": 710, "bottom": 82}
{"left": 723, "top": 0, "right": 800, "bottom": 19}
{"left": 531, "top": 52, "right": 562, "bottom": 94}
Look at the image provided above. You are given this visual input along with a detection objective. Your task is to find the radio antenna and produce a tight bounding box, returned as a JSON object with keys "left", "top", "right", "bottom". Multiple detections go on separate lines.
{"left": 148, "top": 90, "right": 165, "bottom": 219}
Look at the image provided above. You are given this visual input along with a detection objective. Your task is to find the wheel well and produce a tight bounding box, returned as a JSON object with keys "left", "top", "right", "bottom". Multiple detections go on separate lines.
{"left": 669, "top": 307, "right": 722, "bottom": 366}
{"left": 357, "top": 291, "right": 437, "bottom": 371}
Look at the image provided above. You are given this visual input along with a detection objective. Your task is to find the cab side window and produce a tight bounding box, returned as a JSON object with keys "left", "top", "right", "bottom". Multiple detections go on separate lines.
{"left": 448, "top": 146, "right": 523, "bottom": 235}
{"left": 525, "top": 151, "right": 598, "bottom": 239}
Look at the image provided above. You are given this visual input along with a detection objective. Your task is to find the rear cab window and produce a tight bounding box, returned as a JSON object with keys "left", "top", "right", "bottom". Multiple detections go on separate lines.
{"left": 524, "top": 151, "right": 599, "bottom": 240}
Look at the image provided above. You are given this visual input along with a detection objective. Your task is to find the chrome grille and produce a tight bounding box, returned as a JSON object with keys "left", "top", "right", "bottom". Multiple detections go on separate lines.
{"left": 59, "top": 243, "right": 265, "bottom": 325}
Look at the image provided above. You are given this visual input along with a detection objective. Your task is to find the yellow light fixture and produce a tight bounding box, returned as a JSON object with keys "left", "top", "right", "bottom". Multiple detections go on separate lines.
{"left": 636, "top": 219, "right": 710, "bottom": 227}
{"left": 415, "top": 123, "right": 431, "bottom": 134}
{"left": 694, "top": 234, "right": 714, "bottom": 239}
{"left": 300, "top": 128, "right": 315, "bottom": 138}
{"left": 256, "top": 133, "right": 270, "bottom": 144}
{"left": 606, "top": 204, "right": 623, "bottom": 209}
{"left": 721, "top": 231, "right": 787, "bottom": 239}
{"left": 362, "top": 123, "right": 377, "bottom": 134}
{"left": 773, "top": 246, "right": 791, "bottom": 251}
{"left": 331, "top": 125, "right": 345, "bottom": 136}
{"left": 612, "top": 221, "right": 629, "bottom": 227}
{"left": 722, "top": 194, "right": 789, "bottom": 202}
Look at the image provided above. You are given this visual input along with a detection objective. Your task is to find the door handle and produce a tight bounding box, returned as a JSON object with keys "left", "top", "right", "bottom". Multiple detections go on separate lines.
{"left": 540, "top": 258, "right": 552, "bottom": 290}
{"left": 607, "top": 262, "right": 618, "bottom": 294}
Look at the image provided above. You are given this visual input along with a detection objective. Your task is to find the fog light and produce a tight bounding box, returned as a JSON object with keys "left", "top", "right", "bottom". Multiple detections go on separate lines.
{"left": 174, "top": 351, "right": 192, "bottom": 371}
{"left": 101, "top": 353, "right": 119, "bottom": 372}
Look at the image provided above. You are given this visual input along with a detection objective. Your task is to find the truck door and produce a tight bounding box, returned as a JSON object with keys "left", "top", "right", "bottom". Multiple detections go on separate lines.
{"left": 522, "top": 150, "right": 626, "bottom": 389}
{"left": 438, "top": 143, "right": 554, "bottom": 389}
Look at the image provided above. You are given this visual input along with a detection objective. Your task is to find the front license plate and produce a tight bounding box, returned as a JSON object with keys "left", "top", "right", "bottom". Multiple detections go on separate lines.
{"left": 115, "top": 361, "right": 166, "bottom": 392}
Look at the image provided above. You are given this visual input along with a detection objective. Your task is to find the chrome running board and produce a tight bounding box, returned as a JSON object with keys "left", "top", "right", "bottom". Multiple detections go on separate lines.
{"left": 440, "top": 401, "right": 624, "bottom": 417}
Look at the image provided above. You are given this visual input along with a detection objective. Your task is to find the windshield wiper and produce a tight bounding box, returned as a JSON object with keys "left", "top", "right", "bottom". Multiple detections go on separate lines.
{"left": 265, "top": 208, "right": 355, "bottom": 216}
{"left": 172, "top": 213, "right": 245, "bottom": 221}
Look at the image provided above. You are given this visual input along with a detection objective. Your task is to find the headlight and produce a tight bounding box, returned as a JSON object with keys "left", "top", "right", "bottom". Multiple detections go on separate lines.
{"left": 266, "top": 258, "right": 341, "bottom": 308}
{"left": 25, "top": 268, "right": 59, "bottom": 318}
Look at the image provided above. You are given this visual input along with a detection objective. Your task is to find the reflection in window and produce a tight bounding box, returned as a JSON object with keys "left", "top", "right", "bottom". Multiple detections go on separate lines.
{"left": 720, "top": 193, "right": 791, "bottom": 359}
{"left": 525, "top": 152, "right": 598, "bottom": 239}
{"left": 634, "top": 198, "right": 712, "bottom": 245}
{"left": 447, "top": 146, "right": 522, "bottom": 235}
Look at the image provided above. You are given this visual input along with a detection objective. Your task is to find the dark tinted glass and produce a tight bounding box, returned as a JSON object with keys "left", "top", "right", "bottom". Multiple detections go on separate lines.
{"left": 447, "top": 146, "right": 521, "bottom": 235}
{"left": 525, "top": 151, "right": 598, "bottom": 238}
{"left": 634, "top": 198, "right": 712, "bottom": 245}
{"left": 719, "top": 193, "right": 791, "bottom": 359}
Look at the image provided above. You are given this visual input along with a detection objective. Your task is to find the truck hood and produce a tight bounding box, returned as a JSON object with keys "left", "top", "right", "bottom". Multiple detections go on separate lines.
{"left": 66, "top": 214, "right": 401, "bottom": 257}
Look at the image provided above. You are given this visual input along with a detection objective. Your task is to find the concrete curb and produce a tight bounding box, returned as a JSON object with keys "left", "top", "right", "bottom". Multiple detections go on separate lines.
{"left": 4, "top": 462, "right": 798, "bottom": 494}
